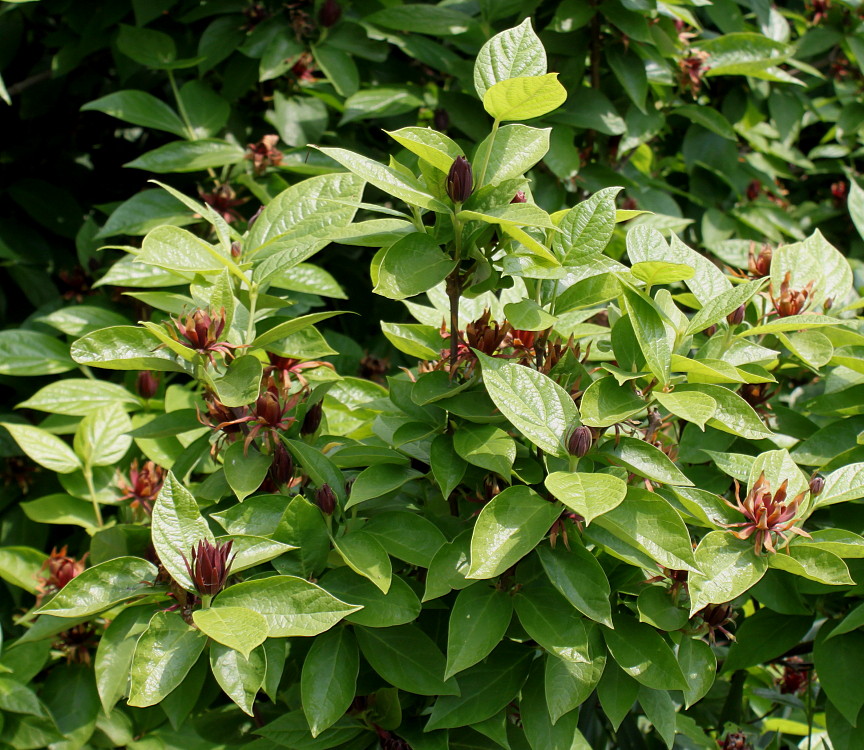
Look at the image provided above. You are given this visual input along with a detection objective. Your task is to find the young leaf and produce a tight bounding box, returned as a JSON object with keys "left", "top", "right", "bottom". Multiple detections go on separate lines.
{"left": 474, "top": 18, "right": 547, "bottom": 99}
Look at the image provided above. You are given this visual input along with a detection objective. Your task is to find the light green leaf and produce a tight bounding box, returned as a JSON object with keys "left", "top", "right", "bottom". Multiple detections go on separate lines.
{"left": 214, "top": 575, "right": 361, "bottom": 636}
{"left": 386, "top": 127, "right": 463, "bottom": 173}
{"left": 95, "top": 604, "right": 158, "bottom": 713}
{"left": 2, "top": 422, "right": 81, "bottom": 474}
{"left": 684, "top": 279, "right": 766, "bottom": 335}
{"left": 580, "top": 376, "right": 646, "bottom": 428}
{"left": 71, "top": 325, "right": 190, "bottom": 373}
{"left": 151, "top": 472, "right": 214, "bottom": 593}
{"left": 125, "top": 139, "right": 245, "bottom": 173}
{"left": 742, "top": 314, "right": 842, "bottom": 336}
{"left": 688, "top": 532, "right": 769, "bottom": 615}
{"left": 128, "top": 612, "right": 206, "bottom": 707}
{"left": 467, "top": 485, "right": 562, "bottom": 580}
{"left": 620, "top": 286, "right": 671, "bottom": 385}
{"left": 653, "top": 391, "right": 717, "bottom": 430}
{"left": 74, "top": 402, "right": 133, "bottom": 467}
{"left": 675, "top": 384, "right": 773, "bottom": 440}
{"left": 631, "top": 261, "right": 694, "bottom": 287}
{"left": 453, "top": 423, "right": 516, "bottom": 479}
{"left": 82, "top": 90, "right": 187, "bottom": 137}
{"left": 210, "top": 642, "right": 266, "bottom": 717}
{"left": 0, "top": 546, "right": 45, "bottom": 594}
{"left": 483, "top": 74, "right": 567, "bottom": 122}
{"left": 768, "top": 546, "right": 853, "bottom": 585}
{"left": 192, "top": 606, "right": 269, "bottom": 657}
{"left": 678, "top": 637, "right": 716, "bottom": 708}
{"left": 17, "top": 379, "right": 139, "bottom": 416}
{"left": 334, "top": 531, "right": 392, "bottom": 594}
{"left": 37, "top": 557, "right": 157, "bottom": 617}
{"left": 223, "top": 441, "right": 271, "bottom": 501}
{"left": 474, "top": 18, "right": 547, "bottom": 99}
{"left": 374, "top": 233, "right": 455, "bottom": 300}
{"left": 0, "top": 330, "right": 75, "bottom": 376}
{"left": 473, "top": 125, "right": 550, "bottom": 187}
{"left": 598, "top": 436, "right": 693, "bottom": 486}
{"left": 544, "top": 471, "right": 627, "bottom": 525}
{"left": 211, "top": 355, "right": 264, "bottom": 409}
{"left": 346, "top": 464, "right": 423, "bottom": 510}
{"left": 477, "top": 351, "right": 579, "bottom": 459}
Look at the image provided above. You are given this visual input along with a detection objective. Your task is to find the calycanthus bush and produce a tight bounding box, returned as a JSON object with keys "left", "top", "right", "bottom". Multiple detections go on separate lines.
{"left": 4, "top": 19, "right": 864, "bottom": 750}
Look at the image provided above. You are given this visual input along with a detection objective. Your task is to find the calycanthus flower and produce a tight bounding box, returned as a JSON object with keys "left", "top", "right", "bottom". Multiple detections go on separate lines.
{"left": 722, "top": 472, "right": 811, "bottom": 555}
{"left": 183, "top": 539, "right": 236, "bottom": 597}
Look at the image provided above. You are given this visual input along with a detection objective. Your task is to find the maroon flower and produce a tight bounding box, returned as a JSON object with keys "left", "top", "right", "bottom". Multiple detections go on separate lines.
{"left": 722, "top": 473, "right": 810, "bottom": 555}
{"left": 136, "top": 371, "right": 159, "bottom": 399}
{"left": 183, "top": 539, "right": 236, "bottom": 597}
{"left": 36, "top": 546, "right": 87, "bottom": 606}
{"left": 510, "top": 190, "right": 527, "bottom": 204}
{"left": 117, "top": 459, "right": 165, "bottom": 516}
{"left": 166, "top": 308, "right": 244, "bottom": 367}
{"left": 446, "top": 156, "right": 473, "bottom": 203}
{"left": 748, "top": 244, "right": 772, "bottom": 278}
{"left": 567, "top": 425, "right": 594, "bottom": 458}
{"left": 246, "top": 135, "right": 283, "bottom": 174}
{"left": 315, "top": 483, "right": 337, "bottom": 515}
{"left": 769, "top": 271, "right": 814, "bottom": 317}
{"left": 694, "top": 602, "right": 736, "bottom": 643}
{"left": 199, "top": 184, "right": 247, "bottom": 224}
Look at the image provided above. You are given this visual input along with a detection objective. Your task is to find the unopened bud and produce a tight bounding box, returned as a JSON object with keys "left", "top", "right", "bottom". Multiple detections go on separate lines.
{"left": 301, "top": 401, "right": 324, "bottom": 436}
{"left": 567, "top": 425, "right": 593, "bottom": 458}
{"left": 183, "top": 539, "right": 235, "bottom": 597}
{"left": 433, "top": 109, "right": 449, "bottom": 132}
{"left": 446, "top": 156, "right": 473, "bottom": 203}
{"left": 809, "top": 474, "right": 825, "bottom": 497}
{"left": 269, "top": 442, "right": 294, "bottom": 487}
{"left": 824, "top": 297, "right": 833, "bottom": 311}
{"left": 704, "top": 324, "right": 717, "bottom": 337}
{"left": 230, "top": 241, "right": 241, "bottom": 258}
{"left": 316, "top": 483, "right": 336, "bottom": 515}
{"left": 136, "top": 371, "right": 159, "bottom": 399}
{"left": 510, "top": 190, "right": 527, "bottom": 204}
{"left": 318, "top": 0, "right": 342, "bottom": 27}
{"left": 727, "top": 304, "right": 745, "bottom": 326}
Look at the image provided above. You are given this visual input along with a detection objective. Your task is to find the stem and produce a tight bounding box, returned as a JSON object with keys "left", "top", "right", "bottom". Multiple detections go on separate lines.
{"left": 446, "top": 269, "right": 462, "bottom": 371}
{"left": 83, "top": 464, "right": 104, "bottom": 527}
{"left": 246, "top": 284, "right": 259, "bottom": 344}
{"left": 168, "top": 69, "right": 196, "bottom": 141}
{"left": 200, "top": 594, "right": 212, "bottom": 609}
{"left": 476, "top": 118, "right": 500, "bottom": 188}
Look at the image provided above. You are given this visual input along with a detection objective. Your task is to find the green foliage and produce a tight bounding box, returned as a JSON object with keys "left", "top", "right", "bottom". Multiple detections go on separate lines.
{"left": 3, "top": 1, "right": 864, "bottom": 749}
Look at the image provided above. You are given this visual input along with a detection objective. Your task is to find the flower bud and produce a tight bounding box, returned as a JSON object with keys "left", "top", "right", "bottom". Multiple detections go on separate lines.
{"left": 315, "top": 483, "right": 336, "bottom": 515}
{"left": 727, "top": 304, "right": 746, "bottom": 326}
{"left": 183, "top": 539, "right": 235, "bottom": 597}
{"left": 567, "top": 425, "right": 593, "bottom": 458}
{"left": 301, "top": 400, "right": 323, "bottom": 436}
{"left": 318, "top": 0, "right": 342, "bottom": 27}
{"left": 446, "top": 156, "right": 473, "bottom": 203}
{"left": 704, "top": 324, "right": 717, "bottom": 337}
{"left": 269, "top": 442, "right": 295, "bottom": 487}
{"left": 230, "top": 241, "right": 242, "bottom": 258}
{"left": 809, "top": 474, "right": 825, "bottom": 497}
{"left": 433, "top": 109, "right": 449, "bottom": 132}
{"left": 510, "top": 191, "right": 527, "bottom": 204}
{"left": 247, "top": 205, "right": 264, "bottom": 229}
{"left": 136, "top": 371, "right": 159, "bottom": 399}
{"left": 824, "top": 297, "right": 833, "bottom": 311}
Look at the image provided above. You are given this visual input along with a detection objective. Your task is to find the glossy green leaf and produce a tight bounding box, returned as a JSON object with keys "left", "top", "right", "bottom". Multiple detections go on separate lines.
{"left": 445, "top": 584, "right": 513, "bottom": 680}
{"left": 363, "top": 511, "right": 448, "bottom": 568}
{"left": 374, "top": 233, "right": 455, "bottom": 300}
{"left": 301, "top": 627, "right": 359, "bottom": 737}
{"left": 688, "top": 532, "right": 769, "bottom": 615}
{"left": 192, "top": 606, "right": 269, "bottom": 658}
{"left": 223, "top": 441, "right": 271, "bottom": 501}
{"left": 653, "top": 390, "right": 717, "bottom": 430}
{"left": 320, "top": 568, "right": 421, "bottom": 628}
{"left": 95, "top": 604, "right": 158, "bottom": 713}
{"left": 1, "top": 422, "right": 81, "bottom": 474}
{"left": 82, "top": 90, "right": 187, "bottom": 137}
{"left": 473, "top": 125, "right": 550, "bottom": 187}
{"left": 677, "top": 637, "right": 716, "bottom": 708}
{"left": 334, "top": 531, "right": 392, "bottom": 594}
{"left": 71, "top": 325, "right": 190, "bottom": 373}
{"left": 74, "top": 402, "right": 133, "bottom": 467}
{"left": 483, "top": 74, "right": 567, "bottom": 122}
{"left": 597, "top": 436, "right": 693, "bottom": 486}
{"left": 579, "top": 376, "right": 646, "bottom": 428}
{"left": 544, "top": 471, "right": 627, "bottom": 525}
{"left": 603, "top": 614, "right": 688, "bottom": 691}
{"left": 125, "top": 139, "right": 245, "bottom": 172}
{"left": 537, "top": 542, "right": 612, "bottom": 626}
{"left": 346, "top": 464, "right": 423, "bottom": 509}
{"left": 474, "top": 18, "right": 546, "bottom": 98}
{"left": 210, "top": 642, "right": 266, "bottom": 717}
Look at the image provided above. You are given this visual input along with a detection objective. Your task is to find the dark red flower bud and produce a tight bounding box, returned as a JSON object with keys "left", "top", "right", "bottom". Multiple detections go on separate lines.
{"left": 718, "top": 731, "right": 750, "bottom": 750}
{"left": 704, "top": 324, "right": 717, "bottom": 337}
{"left": 301, "top": 400, "right": 324, "bottom": 436}
{"left": 433, "top": 109, "right": 449, "bottom": 132}
{"left": 809, "top": 474, "right": 825, "bottom": 497}
{"left": 567, "top": 425, "right": 593, "bottom": 458}
{"left": 824, "top": 297, "right": 833, "bottom": 311}
{"left": 318, "top": 0, "right": 342, "bottom": 27}
{"left": 727, "top": 304, "right": 746, "bottom": 326}
{"left": 446, "top": 156, "right": 473, "bottom": 203}
{"left": 230, "top": 241, "right": 242, "bottom": 258}
{"left": 136, "top": 371, "right": 159, "bottom": 399}
{"left": 183, "top": 539, "right": 235, "bottom": 597}
{"left": 315, "top": 483, "right": 336, "bottom": 515}
{"left": 748, "top": 244, "right": 772, "bottom": 278}
{"left": 510, "top": 191, "right": 527, "bottom": 204}
{"left": 269, "top": 442, "right": 295, "bottom": 487}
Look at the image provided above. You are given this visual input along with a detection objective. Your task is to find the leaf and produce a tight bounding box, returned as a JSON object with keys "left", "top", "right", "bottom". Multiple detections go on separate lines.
{"left": 363, "top": 511, "right": 448, "bottom": 568}
{"left": 473, "top": 125, "right": 550, "bottom": 187}
{"left": 386, "top": 127, "right": 463, "bottom": 173}
{"left": 81, "top": 90, "right": 187, "bottom": 137}
{"left": 71, "top": 325, "right": 190, "bottom": 373}
{"left": 701, "top": 32, "right": 791, "bottom": 77}
{"left": 603, "top": 614, "right": 688, "bottom": 691}
{"left": 688, "top": 532, "right": 769, "bottom": 615}
{"left": 37, "top": 557, "right": 157, "bottom": 617}
{"left": 354, "top": 624, "right": 458, "bottom": 696}
{"left": 544, "top": 630, "right": 607, "bottom": 724}
{"left": 192, "top": 606, "right": 269, "bottom": 657}
{"left": 381, "top": 321, "right": 442, "bottom": 360}
{"left": 312, "top": 43, "right": 359, "bottom": 97}
{"left": 677, "top": 637, "right": 717, "bottom": 708}
{"left": 597, "top": 436, "right": 693, "bottom": 486}
{"left": 631, "top": 261, "right": 694, "bottom": 287}
{"left": 345, "top": 464, "right": 423, "bottom": 510}
{"left": 684, "top": 279, "right": 766, "bottom": 335}
{"left": 477, "top": 352, "right": 580, "bottom": 459}
{"left": 139, "top": 224, "right": 231, "bottom": 275}
{"left": 34, "top": 305, "right": 130, "bottom": 336}
{"left": 95, "top": 604, "right": 158, "bottom": 713}
{"left": 553, "top": 187, "right": 622, "bottom": 264}
{"left": 579, "top": 376, "right": 646, "bottom": 428}
{"left": 814, "top": 629, "right": 864, "bottom": 726}
{"left": 675, "top": 384, "right": 773, "bottom": 440}
{"left": 151, "top": 471, "right": 214, "bottom": 593}
{"left": 653, "top": 391, "right": 717, "bottom": 430}
{"left": 365, "top": 4, "right": 475, "bottom": 35}
{"left": 21, "top": 494, "right": 98, "bottom": 529}
{"left": 544, "top": 471, "right": 627, "bottom": 525}
{"left": 768, "top": 547, "right": 854, "bottom": 586}
{"left": 255, "top": 712, "right": 363, "bottom": 749}
{"left": 620, "top": 286, "right": 671, "bottom": 385}
{"left": 515, "top": 582, "right": 596, "bottom": 663}
{"left": 128, "top": 612, "right": 207, "bottom": 707}
{"left": 453, "top": 423, "right": 516, "bottom": 479}
{"left": 316, "top": 147, "right": 447, "bottom": 212}
{"left": 426, "top": 642, "right": 532, "bottom": 730}
{"left": 637, "top": 587, "right": 688, "bottom": 632}
{"left": 593, "top": 487, "right": 699, "bottom": 572}
{"left": 742, "top": 314, "right": 842, "bottom": 336}
{"left": 223, "top": 441, "right": 271, "bottom": 501}
{"left": 0, "top": 678, "right": 47, "bottom": 717}
{"left": 536, "top": 542, "right": 612, "bottom": 626}
{"left": 74, "top": 402, "right": 133, "bottom": 467}
{"left": 247, "top": 173, "right": 365, "bottom": 262}
{"left": 467, "top": 485, "right": 562, "bottom": 580}
{"left": 521, "top": 664, "right": 584, "bottom": 750}
{"left": 0, "top": 330, "right": 75, "bottom": 376}
{"left": 125, "top": 139, "right": 245, "bottom": 173}
{"left": 17, "top": 379, "right": 139, "bottom": 416}
{"left": 213, "top": 575, "right": 361, "bottom": 636}
{"left": 670, "top": 105, "right": 736, "bottom": 140}
{"left": 722, "top": 609, "right": 812, "bottom": 673}
{"left": 210, "top": 642, "right": 266, "bottom": 717}
{"left": 374, "top": 233, "right": 455, "bottom": 300}
{"left": 597, "top": 664, "right": 639, "bottom": 730}
{"left": 445, "top": 584, "right": 513, "bottom": 679}
{"left": 301, "top": 627, "right": 359, "bottom": 737}
{"left": 483, "top": 74, "right": 567, "bottom": 122}
{"left": 1, "top": 422, "right": 81, "bottom": 474}
{"left": 320, "top": 568, "right": 421, "bottom": 628}
{"left": 0, "top": 546, "right": 45, "bottom": 593}
{"left": 474, "top": 19, "right": 547, "bottom": 99}
{"left": 334, "top": 531, "right": 392, "bottom": 594}
{"left": 818, "top": 463, "right": 864, "bottom": 507}
{"left": 502, "top": 300, "right": 557, "bottom": 331}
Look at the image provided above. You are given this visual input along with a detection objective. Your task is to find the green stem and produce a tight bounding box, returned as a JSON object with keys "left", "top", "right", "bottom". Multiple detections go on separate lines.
{"left": 83, "top": 464, "right": 104, "bottom": 527}
{"left": 200, "top": 594, "right": 212, "bottom": 609}
{"left": 246, "top": 284, "right": 259, "bottom": 344}
{"left": 476, "top": 118, "right": 500, "bottom": 189}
